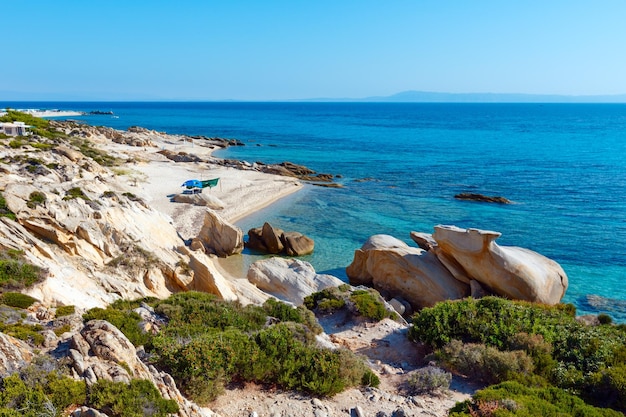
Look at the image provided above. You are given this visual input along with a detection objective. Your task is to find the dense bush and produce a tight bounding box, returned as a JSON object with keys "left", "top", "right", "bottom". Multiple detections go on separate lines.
{"left": 83, "top": 306, "right": 152, "bottom": 347}
{"left": 153, "top": 291, "right": 268, "bottom": 337}
{"left": 82, "top": 292, "right": 376, "bottom": 403}
{"left": 305, "top": 285, "right": 396, "bottom": 321}
{"left": 304, "top": 286, "right": 346, "bottom": 313}
{"left": 436, "top": 340, "right": 535, "bottom": 385}
{"left": 88, "top": 379, "right": 179, "bottom": 417}
{"left": 0, "top": 371, "right": 178, "bottom": 417}
{"left": 0, "top": 292, "right": 38, "bottom": 309}
{"left": 263, "top": 298, "right": 322, "bottom": 334}
{"left": 450, "top": 381, "right": 623, "bottom": 417}
{"left": 0, "top": 370, "right": 86, "bottom": 416}
{"left": 407, "top": 366, "right": 452, "bottom": 394}
{"left": 0, "top": 110, "right": 61, "bottom": 139}
{"left": 0, "top": 256, "right": 42, "bottom": 291}
{"left": 149, "top": 292, "right": 376, "bottom": 402}
{"left": 55, "top": 305, "right": 75, "bottom": 317}
{"left": 26, "top": 191, "right": 46, "bottom": 209}
{"left": 0, "top": 322, "right": 45, "bottom": 345}
{"left": 411, "top": 296, "right": 626, "bottom": 413}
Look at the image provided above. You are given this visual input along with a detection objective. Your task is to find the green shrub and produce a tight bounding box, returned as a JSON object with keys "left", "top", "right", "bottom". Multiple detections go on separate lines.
{"left": 410, "top": 297, "right": 574, "bottom": 350}
{"left": 29, "top": 141, "right": 54, "bottom": 150}
{"left": 584, "top": 365, "right": 626, "bottom": 411}
{"left": 408, "top": 366, "right": 452, "bottom": 394}
{"left": 87, "top": 379, "right": 178, "bottom": 417}
{"left": 63, "top": 187, "right": 90, "bottom": 201}
{"left": 83, "top": 307, "right": 151, "bottom": 347}
{"left": 55, "top": 305, "right": 75, "bottom": 317}
{"left": 449, "top": 381, "right": 623, "bottom": 417}
{"left": 26, "top": 191, "right": 46, "bottom": 209}
{"left": 0, "top": 258, "right": 42, "bottom": 290}
{"left": 8, "top": 139, "right": 23, "bottom": 149}
{"left": 0, "top": 194, "right": 16, "bottom": 221}
{"left": 148, "top": 292, "right": 374, "bottom": 402}
{"left": 0, "top": 292, "right": 38, "bottom": 309}
{"left": 54, "top": 324, "right": 71, "bottom": 337}
{"left": 304, "top": 286, "right": 346, "bottom": 312}
{"left": 0, "top": 369, "right": 86, "bottom": 416}
{"left": 153, "top": 291, "right": 268, "bottom": 337}
{"left": 153, "top": 328, "right": 258, "bottom": 403}
{"left": 0, "top": 322, "right": 44, "bottom": 345}
{"left": 252, "top": 323, "right": 352, "bottom": 396}
{"left": 305, "top": 286, "right": 395, "bottom": 321}
{"left": 263, "top": 298, "right": 322, "bottom": 334}
{"left": 598, "top": 313, "right": 613, "bottom": 325}
{"left": 412, "top": 297, "right": 626, "bottom": 413}
{"left": 436, "top": 340, "right": 535, "bottom": 385}
{"left": 349, "top": 289, "right": 394, "bottom": 321}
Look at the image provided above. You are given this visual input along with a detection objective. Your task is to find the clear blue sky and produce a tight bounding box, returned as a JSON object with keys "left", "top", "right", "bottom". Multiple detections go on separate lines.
{"left": 3, "top": 1, "right": 626, "bottom": 101}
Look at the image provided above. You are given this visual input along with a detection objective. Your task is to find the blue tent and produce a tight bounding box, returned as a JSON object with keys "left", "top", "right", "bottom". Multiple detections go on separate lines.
{"left": 182, "top": 179, "right": 203, "bottom": 189}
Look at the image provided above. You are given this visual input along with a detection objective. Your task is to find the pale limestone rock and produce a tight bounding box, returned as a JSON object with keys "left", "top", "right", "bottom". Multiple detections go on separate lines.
{"left": 173, "top": 192, "right": 226, "bottom": 210}
{"left": 55, "top": 145, "right": 84, "bottom": 162}
{"left": 247, "top": 257, "right": 344, "bottom": 305}
{"left": 0, "top": 332, "right": 34, "bottom": 377}
{"left": 196, "top": 209, "right": 243, "bottom": 257}
{"left": 433, "top": 225, "right": 568, "bottom": 304}
{"left": 72, "top": 320, "right": 215, "bottom": 416}
{"left": 409, "top": 231, "right": 437, "bottom": 251}
{"left": 1, "top": 176, "right": 191, "bottom": 309}
{"left": 188, "top": 252, "right": 238, "bottom": 301}
{"left": 346, "top": 235, "right": 469, "bottom": 309}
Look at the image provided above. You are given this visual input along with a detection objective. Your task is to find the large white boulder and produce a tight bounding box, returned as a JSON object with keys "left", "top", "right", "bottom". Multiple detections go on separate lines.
{"left": 247, "top": 257, "right": 344, "bottom": 305}
{"left": 195, "top": 209, "right": 243, "bottom": 257}
{"left": 346, "top": 235, "right": 469, "bottom": 309}
{"left": 432, "top": 225, "right": 568, "bottom": 304}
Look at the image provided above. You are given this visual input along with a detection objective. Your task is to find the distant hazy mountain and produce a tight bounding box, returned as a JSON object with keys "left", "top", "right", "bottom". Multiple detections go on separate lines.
{"left": 300, "top": 90, "right": 626, "bottom": 103}
{"left": 357, "top": 91, "right": 626, "bottom": 103}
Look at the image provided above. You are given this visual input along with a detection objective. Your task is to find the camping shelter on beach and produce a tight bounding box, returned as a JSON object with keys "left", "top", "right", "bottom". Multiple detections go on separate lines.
{"left": 0, "top": 121, "right": 30, "bottom": 136}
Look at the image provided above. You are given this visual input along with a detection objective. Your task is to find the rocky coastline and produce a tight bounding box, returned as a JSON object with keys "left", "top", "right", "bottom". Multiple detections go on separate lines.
{"left": 2, "top": 113, "right": 617, "bottom": 417}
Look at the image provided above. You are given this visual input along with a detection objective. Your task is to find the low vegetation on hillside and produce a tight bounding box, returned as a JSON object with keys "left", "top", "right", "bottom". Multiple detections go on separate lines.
{"left": 0, "top": 363, "right": 178, "bottom": 417}
{"left": 84, "top": 292, "right": 379, "bottom": 404}
{"left": 410, "top": 296, "right": 626, "bottom": 416}
{"left": 304, "top": 284, "right": 399, "bottom": 321}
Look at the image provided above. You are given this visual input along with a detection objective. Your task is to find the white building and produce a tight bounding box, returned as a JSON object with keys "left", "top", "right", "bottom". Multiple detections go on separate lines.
{"left": 0, "top": 121, "right": 30, "bottom": 136}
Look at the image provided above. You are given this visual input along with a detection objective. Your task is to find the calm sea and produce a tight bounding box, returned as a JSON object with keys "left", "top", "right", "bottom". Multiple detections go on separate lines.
{"left": 5, "top": 102, "right": 626, "bottom": 321}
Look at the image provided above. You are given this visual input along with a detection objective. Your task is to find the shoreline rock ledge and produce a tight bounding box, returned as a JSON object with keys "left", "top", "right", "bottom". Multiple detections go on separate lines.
{"left": 346, "top": 225, "right": 568, "bottom": 311}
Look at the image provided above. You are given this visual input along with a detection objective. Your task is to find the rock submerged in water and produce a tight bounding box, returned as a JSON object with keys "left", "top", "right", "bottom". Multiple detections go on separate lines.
{"left": 347, "top": 225, "right": 568, "bottom": 310}
{"left": 454, "top": 193, "right": 512, "bottom": 204}
{"left": 246, "top": 222, "right": 314, "bottom": 256}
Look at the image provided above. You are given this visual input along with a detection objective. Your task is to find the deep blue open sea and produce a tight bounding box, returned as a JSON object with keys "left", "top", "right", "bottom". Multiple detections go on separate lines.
{"left": 5, "top": 101, "right": 626, "bottom": 321}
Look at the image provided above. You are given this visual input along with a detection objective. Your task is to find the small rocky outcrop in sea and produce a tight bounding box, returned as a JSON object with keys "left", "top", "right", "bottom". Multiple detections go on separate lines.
{"left": 246, "top": 222, "right": 315, "bottom": 256}
{"left": 454, "top": 192, "right": 512, "bottom": 204}
{"left": 347, "top": 225, "right": 568, "bottom": 310}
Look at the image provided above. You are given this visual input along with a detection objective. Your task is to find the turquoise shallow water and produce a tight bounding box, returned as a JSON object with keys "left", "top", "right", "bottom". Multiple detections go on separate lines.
{"left": 5, "top": 102, "right": 626, "bottom": 321}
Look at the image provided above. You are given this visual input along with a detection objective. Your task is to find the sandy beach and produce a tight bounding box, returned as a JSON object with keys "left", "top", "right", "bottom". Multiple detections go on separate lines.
{"left": 108, "top": 132, "right": 303, "bottom": 243}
